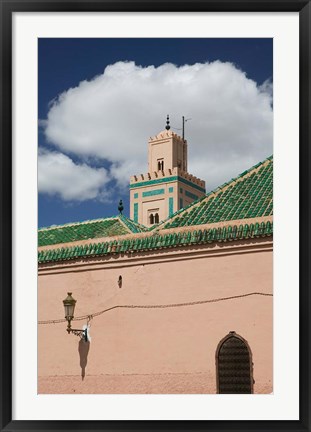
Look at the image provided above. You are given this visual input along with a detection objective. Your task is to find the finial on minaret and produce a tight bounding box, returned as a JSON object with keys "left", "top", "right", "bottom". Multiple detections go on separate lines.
{"left": 165, "top": 114, "right": 170, "bottom": 130}
{"left": 118, "top": 199, "right": 124, "bottom": 215}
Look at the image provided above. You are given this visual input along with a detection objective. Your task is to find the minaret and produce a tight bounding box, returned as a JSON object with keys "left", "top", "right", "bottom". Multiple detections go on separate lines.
{"left": 130, "top": 116, "right": 206, "bottom": 226}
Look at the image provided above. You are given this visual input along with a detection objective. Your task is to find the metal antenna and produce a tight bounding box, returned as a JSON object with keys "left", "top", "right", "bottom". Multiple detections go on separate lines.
{"left": 182, "top": 116, "right": 192, "bottom": 141}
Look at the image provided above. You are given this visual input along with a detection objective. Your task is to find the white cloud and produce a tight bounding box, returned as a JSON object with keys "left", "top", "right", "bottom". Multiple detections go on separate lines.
{"left": 38, "top": 150, "right": 108, "bottom": 201}
{"left": 259, "top": 78, "right": 273, "bottom": 99}
{"left": 43, "top": 61, "right": 273, "bottom": 193}
{"left": 38, "top": 119, "right": 48, "bottom": 128}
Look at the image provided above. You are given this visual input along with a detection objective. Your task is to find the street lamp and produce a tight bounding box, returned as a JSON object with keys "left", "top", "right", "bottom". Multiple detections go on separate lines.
{"left": 63, "top": 292, "right": 88, "bottom": 341}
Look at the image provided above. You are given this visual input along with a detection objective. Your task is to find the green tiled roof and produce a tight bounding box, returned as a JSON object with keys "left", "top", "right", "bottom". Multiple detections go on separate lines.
{"left": 38, "top": 215, "right": 146, "bottom": 247}
{"left": 118, "top": 214, "right": 148, "bottom": 234}
{"left": 38, "top": 221, "right": 273, "bottom": 264}
{"left": 162, "top": 156, "right": 273, "bottom": 230}
{"left": 38, "top": 156, "right": 273, "bottom": 253}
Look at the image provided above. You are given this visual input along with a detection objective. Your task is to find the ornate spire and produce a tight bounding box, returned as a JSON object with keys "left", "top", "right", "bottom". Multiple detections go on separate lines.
{"left": 118, "top": 199, "right": 124, "bottom": 215}
{"left": 165, "top": 114, "right": 170, "bottom": 130}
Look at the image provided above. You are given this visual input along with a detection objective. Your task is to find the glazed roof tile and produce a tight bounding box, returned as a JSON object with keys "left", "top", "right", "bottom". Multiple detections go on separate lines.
{"left": 38, "top": 155, "right": 273, "bottom": 254}
{"left": 38, "top": 220, "right": 273, "bottom": 264}
{"left": 38, "top": 215, "right": 147, "bottom": 247}
{"left": 118, "top": 214, "right": 148, "bottom": 234}
{"left": 160, "top": 156, "right": 273, "bottom": 230}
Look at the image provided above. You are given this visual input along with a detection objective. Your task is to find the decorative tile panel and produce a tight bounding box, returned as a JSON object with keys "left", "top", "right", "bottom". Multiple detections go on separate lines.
{"left": 142, "top": 189, "right": 165, "bottom": 197}
{"left": 169, "top": 197, "right": 174, "bottom": 216}
{"left": 185, "top": 190, "right": 199, "bottom": 200}
{"left": 134, "top": 203, "right": 138, "bottom": 222}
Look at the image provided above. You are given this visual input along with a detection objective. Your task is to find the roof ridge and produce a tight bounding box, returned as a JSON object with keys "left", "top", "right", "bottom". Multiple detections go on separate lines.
{"left": 154, "top": 154, "right": 273, "bottom": 230}
{"left": 38, "top": 216, "right": 118, "bottom": 232}
{"left": 118, "top": 214, "right": 147, "bottom": 233}
{"left": 211, "top": 154, "right": 272, "bottom": 193}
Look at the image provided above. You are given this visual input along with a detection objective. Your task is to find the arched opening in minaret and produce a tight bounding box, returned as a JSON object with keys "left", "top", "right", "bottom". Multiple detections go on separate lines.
{"left": 157, "top": 159, "right": 164, "bottom": 171}
{"left": 149, "top": 214, "right": 154, "bottom": 225}
{"left": 154, "top": 213, "right": 159, "bottom": 224}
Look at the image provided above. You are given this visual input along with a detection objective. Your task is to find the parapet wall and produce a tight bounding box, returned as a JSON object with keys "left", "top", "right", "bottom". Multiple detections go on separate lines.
{"left": 149, "top": 130, "right": 186, "bottom": 142}
{"left": 130, "top": 167, "right": 205, "bottom": 189}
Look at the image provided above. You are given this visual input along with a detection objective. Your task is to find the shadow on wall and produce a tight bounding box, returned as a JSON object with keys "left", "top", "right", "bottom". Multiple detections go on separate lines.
{"left": 78, "top": 339, "right": 90, "bottom": 380}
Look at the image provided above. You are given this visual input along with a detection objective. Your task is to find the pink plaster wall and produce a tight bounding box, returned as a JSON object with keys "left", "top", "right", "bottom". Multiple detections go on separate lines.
{"left": 38, "top": 240, "right": 273, "bottom": 394}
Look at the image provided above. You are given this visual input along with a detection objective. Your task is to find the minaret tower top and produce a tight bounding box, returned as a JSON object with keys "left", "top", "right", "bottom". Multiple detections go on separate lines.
{"left": 130, "top": 116, "right": 206, "bottom": 226}
{"left": 148, "top": 115, "right": 188, "bottom": 173}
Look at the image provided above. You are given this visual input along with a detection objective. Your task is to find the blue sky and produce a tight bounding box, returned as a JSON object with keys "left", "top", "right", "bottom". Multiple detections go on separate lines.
{"left": 38, "top": 38, "right": 273, "bottom": 228}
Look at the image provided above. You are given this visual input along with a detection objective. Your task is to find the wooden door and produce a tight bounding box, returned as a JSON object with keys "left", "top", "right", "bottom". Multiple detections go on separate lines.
{"left": 216, "top": 331, "right": 253, "bottom": 394}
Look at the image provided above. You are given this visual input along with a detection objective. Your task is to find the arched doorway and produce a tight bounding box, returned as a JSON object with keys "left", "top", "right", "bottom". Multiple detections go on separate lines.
{"left": 216, "top": 331, "right": 254, "bottom": 394}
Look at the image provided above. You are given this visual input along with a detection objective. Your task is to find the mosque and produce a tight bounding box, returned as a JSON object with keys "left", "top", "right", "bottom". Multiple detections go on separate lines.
{"left": 38, "top": 117, "right": 273, "bottom": 394}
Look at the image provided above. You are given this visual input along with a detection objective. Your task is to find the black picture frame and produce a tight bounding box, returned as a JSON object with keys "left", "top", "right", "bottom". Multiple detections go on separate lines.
{"left": 1, "top": 0, "right": 310, "bottom": 431}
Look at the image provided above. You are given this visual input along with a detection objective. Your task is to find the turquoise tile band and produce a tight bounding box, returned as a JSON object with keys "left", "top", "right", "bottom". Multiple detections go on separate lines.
{"left": 134, "top": 203, "right": 138, "bottom": 222}
{"left": 185, "top": 190, "right": 199, "bottom": 200}
{"left": 169, "top": 197, "right": 174, "bottom": 216}
{"left": 142, "top": 188, "right": 165, "bottom": 197}
{"left": 130, "top": 176, "right": 205, "bottom": 193}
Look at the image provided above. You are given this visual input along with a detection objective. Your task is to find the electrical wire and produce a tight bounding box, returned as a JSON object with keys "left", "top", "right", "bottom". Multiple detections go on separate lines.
{"left": 38, "top": 292, "right": 272, "bottom": 325}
